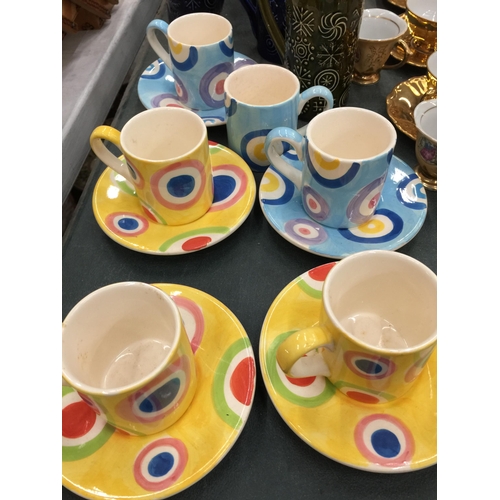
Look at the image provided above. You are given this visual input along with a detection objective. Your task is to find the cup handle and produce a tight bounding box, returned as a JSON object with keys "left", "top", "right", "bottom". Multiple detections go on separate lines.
{"left": 264, "top": 127, "right": 304, "bottom": 188}
{"left": 89, "top": 126, "right": 134, "bottom": 184}
{"left": 276, "top": 326, "right": 334, "bottom": 378}
{"left": 146, "top": 19, "right": 172, "bottom": 70}
{"left": 296, "top": 86, "right": 334, "bottom": 135}
{"left": 383, "top": 39, "right": 411, "bottom": 70}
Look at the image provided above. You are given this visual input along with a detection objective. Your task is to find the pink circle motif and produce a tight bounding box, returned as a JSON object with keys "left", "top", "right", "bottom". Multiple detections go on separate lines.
{"left": 151, "top": 160, "right": 207, "bottom": 210}
{"left": 171, "top": 295, "right": 205, "bottom": 353}
{"left": 104, "top": 212, "right": 149, "bottom": 237}
{"left": 209, "top": 164, "right": 248, "bottom": 212}
{"left": 354, "top": 414, "right": 415, "bottom": 467}
{"left": 133, "top": 437, "right": 188, "bottom": 491}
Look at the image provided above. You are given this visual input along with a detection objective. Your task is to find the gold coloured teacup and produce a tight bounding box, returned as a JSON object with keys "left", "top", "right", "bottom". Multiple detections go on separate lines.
{"left": 414, "top": 99, "right": 437, "bottom": 190}
{"left": 422, "top": 51, "right": 437, "bottom": 100}
{"left": 353, "top": 9, "right": 410, "bottom": 85}
{"left": 406, "top": 0, "right": 437, "bottom": 59}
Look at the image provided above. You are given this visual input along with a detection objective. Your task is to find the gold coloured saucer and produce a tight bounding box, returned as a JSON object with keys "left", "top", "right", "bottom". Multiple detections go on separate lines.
{"left": 390, "top": 14, "right": 433, "bottom": 67}
{"left": 386, "top": 0, "right": 406, "bottom": 9}
{"left": 386, "top": 76, "right": 429, "bottom": 140}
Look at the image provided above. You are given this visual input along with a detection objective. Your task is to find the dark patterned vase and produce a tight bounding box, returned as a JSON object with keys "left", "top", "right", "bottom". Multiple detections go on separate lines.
{"left": 167, "top": 0, "right": 225, "bottom": 22}
{"left": 258, "top": 0, "right": 364, "bottom": 121}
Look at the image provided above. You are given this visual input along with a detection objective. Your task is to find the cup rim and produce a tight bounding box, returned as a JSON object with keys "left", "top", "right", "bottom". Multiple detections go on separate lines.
{"left": 307, "top": 107, "right": 397, "bottom": 162}
{"left": 168, "top": 12, "right": 232, "bottom": 46}
{"left": 120, "top": 107, "right": 207, "bottom": 163}
{"left": 62, "top": 282, "right": 182, "bottom": 396}
{"left": 360, "top": 8, "right": 409, "bottom": 41}
{"left": 224, "top": 63, "right": 299, "bottom": 108}
{"left": 414, "top": 99, "right": 437, "bottom": 141}
{"left": 323, "top": 250, "right": 437, "bottom": 355}
{"left": 406, "top": 0, "right": 437, "bottom": 22}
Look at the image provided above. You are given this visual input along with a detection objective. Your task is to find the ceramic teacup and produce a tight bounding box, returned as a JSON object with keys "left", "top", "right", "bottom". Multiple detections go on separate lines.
{"left": 276, "top": 250, "right": 437, "bottom": 404}
{"left": 264, "top": 107, "right": 397, "bottom": 229}
{"left": 224, "top": 64, "right": 334, "bottom": 173}
{"left": 62, "top": 282, "right": 198, "bottom": 435}
{"left": 406, "top": 0, "right": 437, "bottom": 58}
{"left": 423, "top": 51, "right": 437, "bottom": 100}
{"left": 353, "top": 9, "right": 410, "bottom": 85}
{"left": 90, "top": 107, "right": 213, "bottom": 226}
{"left": 414, "top": 98, "right": 437, "bottom": 191}
{"left": 147, "top": 13, "right": 233, "bottom": 111}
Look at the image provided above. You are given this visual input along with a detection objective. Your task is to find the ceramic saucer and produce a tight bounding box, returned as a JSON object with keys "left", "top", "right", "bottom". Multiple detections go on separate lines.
{"left": 260, "top": 263, "right": 437, "bottom": 472}
{"left": 390, "top": 14, "right": 433, "bottom": 68}
{"left": 92, "top": 142, "right": 256, "bottom": 255}
{"left": 63, "top": 283, "right": 256, "bottom": 499}
{"left": 259, "top": 153, "right": 427, "bottom": 260}
{"left": 138, "top": 52, "right": 256, "bottom": 126}
{"left": 386, "top": 76, "right": 429, "bottom": 140}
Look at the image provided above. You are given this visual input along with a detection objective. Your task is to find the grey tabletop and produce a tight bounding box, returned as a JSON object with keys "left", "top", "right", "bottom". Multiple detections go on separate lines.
{"left": 62, "top": 0, "right": 437, "bottom": 498}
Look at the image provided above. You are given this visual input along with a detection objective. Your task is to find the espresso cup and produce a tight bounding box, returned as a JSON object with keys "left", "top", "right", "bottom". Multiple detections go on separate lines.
{"left": 224, "top": 64, "right": 334, "bottom": 173}
{"left": 264, "top": 107, "right": 397, "bottom": 229}
{"left": 414, "top": 98, "right": 437, "bottom": 191}
{"left": 276, "top": 250, "right": 437, "bottom": 404}
{"left": 90, "top": 107, "right": 213, "bottom": 226}
{"left": 62, "top": 282, "right": 198, "bottom": 435}
{"left": 353, "top": 9, "right": 410, "bottom": 85}
{"left": 147, "top": 13, "right": 233, "bottom": 111}
{"left": 406, "top": 0, "right": 437, "bottom": 58}
{"left": 423, "top": 50, "right": 437, "bottom": 100}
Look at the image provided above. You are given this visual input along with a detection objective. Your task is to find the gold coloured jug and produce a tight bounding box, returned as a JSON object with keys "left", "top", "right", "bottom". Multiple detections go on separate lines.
{"left": 258, "top": 0, "right": 364, "bottom": 121}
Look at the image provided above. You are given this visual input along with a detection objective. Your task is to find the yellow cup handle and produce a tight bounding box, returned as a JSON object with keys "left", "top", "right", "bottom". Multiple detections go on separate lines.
{"left": 276, "top": 326, "right": 334, "bottom": 377}
{"left": 89, "top": 126, "right": 134, "bottom": 183}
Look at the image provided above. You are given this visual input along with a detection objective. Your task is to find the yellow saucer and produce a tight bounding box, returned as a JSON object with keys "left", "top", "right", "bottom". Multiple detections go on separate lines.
{"left": 63, "top": 284, "right": 256, "bottom": 499}
{"left": 92, "top": 143, "right": 256, "bottom": 255}
{"left": 386, "top": 76, "right": 429, "bottom": 141}
{"left": 260, "top": 263, "right": 436, "bottom": 472}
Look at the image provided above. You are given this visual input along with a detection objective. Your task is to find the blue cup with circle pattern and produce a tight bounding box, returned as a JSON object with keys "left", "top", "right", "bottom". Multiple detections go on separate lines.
{"left": 264, "top": 107, "right": 397, "bottom": 229}
{"left": 224, "top": 64, "right": 334, "bottom": 173}
{"left": 147, "top": 13, "right": 234, "bottom": 111}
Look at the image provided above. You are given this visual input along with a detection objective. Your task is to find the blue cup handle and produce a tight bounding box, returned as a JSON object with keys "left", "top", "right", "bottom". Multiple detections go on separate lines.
{"left": 297, "top": 86, "right": 334, "bottom": 135}
{"left": 146, "top": 19, "right": 173, "bottom": 70}
{"left": 264, "top": 127, "right": 305, "bottom": 189}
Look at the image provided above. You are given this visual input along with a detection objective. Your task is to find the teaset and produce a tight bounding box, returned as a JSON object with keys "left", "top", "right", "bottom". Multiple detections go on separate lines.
{"left": 63, "top": 2, "right": 437, "bottom": 498}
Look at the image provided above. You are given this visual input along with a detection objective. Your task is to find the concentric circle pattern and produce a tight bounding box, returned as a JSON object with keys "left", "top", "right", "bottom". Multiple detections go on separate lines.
{"left": 260, "top": 264, "right": 436, "bottom": 472}
{"left": 92, "top": 143, "right": 256, "bottom": 255}
{"left": 260, "top": 156, "right": 426, "bottom": 259}
{"left": 63, "top": 284, "right": 256, "bottom": 499}
{"left": 138, "top": 53, "right": 255, "bottom": 126}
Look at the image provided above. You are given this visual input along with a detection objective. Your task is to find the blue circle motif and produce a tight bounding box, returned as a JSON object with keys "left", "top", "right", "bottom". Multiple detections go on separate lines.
{"left": 167, "top": 175, "right": 196, "bottom": 198}
{"left": 371, "top": 429, "right": 401, "bottom": 458}
{"left": 213, "top": 175, "right": 236, "bottom": 203}
{"left": 118, "top": 217, "right": 139, "bottom": 231}
{"left": 139, "top": 378, "right": 181, "bottom": 413}
{"left": 148, "top": 452, "right": 175, "bottom": 477}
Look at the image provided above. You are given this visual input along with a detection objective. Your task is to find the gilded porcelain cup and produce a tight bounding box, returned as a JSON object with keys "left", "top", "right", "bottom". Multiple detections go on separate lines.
{"left": 414, "top": 98, "right": 437, "bottom": 190}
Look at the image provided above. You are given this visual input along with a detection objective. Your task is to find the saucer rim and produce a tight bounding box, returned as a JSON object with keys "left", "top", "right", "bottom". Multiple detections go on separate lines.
{"left": 92, "top": 142, "right": 256, "bottom": 256}
{"left": 63, "top": 283, "right": 256, "bottom": 499}
{"left": 259, "top": 264, "right": 437, "bottom": 473}
{"left": 259, "top": 155, "right": 427, "bottom": 259}
{"left": 386, "top": 75, "right": 429, "bottom": 140}
{"left": 138, "top": 52, "right": 256, "bottom": 127}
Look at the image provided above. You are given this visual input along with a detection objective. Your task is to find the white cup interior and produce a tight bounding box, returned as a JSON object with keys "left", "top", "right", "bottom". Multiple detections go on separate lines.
{"left": 169, "top": 12, "right": 232, "bottom": 45}
{"left": 224, "top": 64, "right": 299, "bottom": 106}
{"left": 427, "top": 51, "right": 437, "bottom": 79}
{"left": 307, "top": 107, "right": 396, "bottom": 160}
{"left": 360, "top": 9, "right": 407, "bottom": 40}
{"left": 407, "top": 0, "right": 437, "bottom": 21}
{"left": 324, "top": 251, "right": 437, "bottom": 352}
{"left": 120, "top": 107, "right": 206, "bottom": 161}
{"left": 414, "top": 99, "right": 437, "bottom": 141}
{"left": 62, "top": 282, "right": 180, "bottom": 393}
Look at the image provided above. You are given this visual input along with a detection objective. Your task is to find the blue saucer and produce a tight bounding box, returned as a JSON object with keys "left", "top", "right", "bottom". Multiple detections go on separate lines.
{"left": 138, "top": 52, "right": 256, "bottom": 127}
{"left": 259, "top": 153, "right": 427, "bottom": 259}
